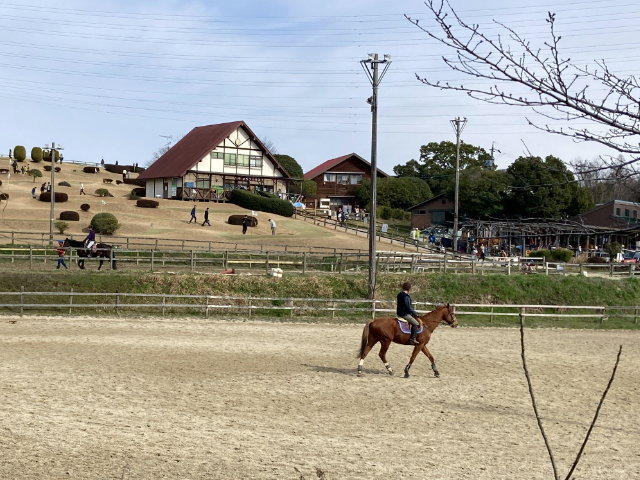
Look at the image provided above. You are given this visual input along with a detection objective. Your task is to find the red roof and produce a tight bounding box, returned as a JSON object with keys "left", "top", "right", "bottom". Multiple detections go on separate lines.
{"left": 304, "top": 153, "right": 389, "bottom": 180}
{"left": 138, "top": 121, "right": 291, "bottom": 180}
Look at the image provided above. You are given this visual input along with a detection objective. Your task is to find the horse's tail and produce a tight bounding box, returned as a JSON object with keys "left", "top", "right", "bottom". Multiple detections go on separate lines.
{"left": 356, "top": 320, "right": 373, "bottom": 359}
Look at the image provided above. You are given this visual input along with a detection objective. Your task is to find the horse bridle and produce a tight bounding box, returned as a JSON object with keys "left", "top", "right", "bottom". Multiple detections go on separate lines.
{"left": 445, "top": 304, "right": 458, "bottom": 327}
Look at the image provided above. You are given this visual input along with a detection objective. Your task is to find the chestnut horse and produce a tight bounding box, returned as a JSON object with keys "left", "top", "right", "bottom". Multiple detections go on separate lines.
{"left": 357, "top": 304, "right": 458, "bottom": 378}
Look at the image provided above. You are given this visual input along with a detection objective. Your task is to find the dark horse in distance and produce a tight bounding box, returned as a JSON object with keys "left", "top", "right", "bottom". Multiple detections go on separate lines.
{"left": 357, "top": 304, "right": 458, "bottom": 378}
{"left": 63, "top": 238, "right": 117, "bottom": 270}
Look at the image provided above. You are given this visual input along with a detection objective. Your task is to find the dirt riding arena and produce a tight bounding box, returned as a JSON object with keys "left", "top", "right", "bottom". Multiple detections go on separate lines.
{"left": 1, "top": 317, "right": 638, "bottom": 479}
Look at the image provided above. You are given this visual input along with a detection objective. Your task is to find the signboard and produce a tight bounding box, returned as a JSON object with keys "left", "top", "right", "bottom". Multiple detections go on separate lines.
{"left": 185, "top": 182, "right": 195, "bottom": 188}
{"left": 381, "top": 223, "right": 388, "bottom": 233}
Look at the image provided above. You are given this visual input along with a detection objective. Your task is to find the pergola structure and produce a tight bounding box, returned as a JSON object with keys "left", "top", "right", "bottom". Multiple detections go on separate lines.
{"left": 462, "top": 218, "right": 640, "bottom": 252}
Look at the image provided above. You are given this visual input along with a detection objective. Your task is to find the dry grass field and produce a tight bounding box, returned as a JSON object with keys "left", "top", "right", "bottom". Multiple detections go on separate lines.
{"left": 1, "top": 316, "right": 638, "bottom": 479}
{"left": 0, "top": 156, "right": 415, "bottom": 252}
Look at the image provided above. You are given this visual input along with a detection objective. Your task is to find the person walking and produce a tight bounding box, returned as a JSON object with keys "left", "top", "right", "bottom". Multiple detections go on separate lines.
{"left": 122, "top": 169, "right": 127, "bottom": 182}
{"left": 242, "top": 215, "right": 249, "bottom": 234}
{"left": 40, "top": 183, "right": 45, "bottom": 194}
{"left": 46, "top": 182, "right": 51, "bottom": 192}
{"left": 80, "top": 183, "right": 85, "bottom": 195}
{"left": 31, "top": 187, "right": 36, "bottom": 198}
{"left": 20, "top": 166, "right": 24, "bottom": 175}
{"left": 202, "top": 207, "right": 210, "bottom": 226}
{"left": 269, "top": 218, "right": 276, "bottom": 235}
{"left": 189, "top": 205, "right": 197, "bottom": 223}
{"left": 8, "top": 148, "right": 11, "bottom": 160}
{"left": 56, "top": 241, "right": 68, "bottom": 269}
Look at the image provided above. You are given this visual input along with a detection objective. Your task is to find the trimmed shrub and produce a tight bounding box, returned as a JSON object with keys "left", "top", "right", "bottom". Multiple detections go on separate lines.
{"left": 604, "top": 241, "right": 623, "bottom": 257}
{"left": 116, "top": 180, "right": 122, "bottom": 185}
{"left": 55, "top": 221, "right": 69, "bottom": 234}
{"left": 228, "top": 215, "right": 258, "bottom": 227}
{"left": 42, "top": 150, "right": 60, "bottom": 162}
{"left": 104, "top": 164, "right": 134, "bottom": 174}
{"left": 14, "top": 145, "right": 26, "bottom": 162}
{"left": 229, "top": 189, "right": 294, "bottom": 217}
{"left": 257, "top": 190, "right": 278, "bottom": 199}
{"left": 95, "top": 188, "right": 110, "bottom": 197}
{"left": 551, "top": 248, "right": 574, "bottom": 263}
{"left": 0, "top": 193, "right": 8, "bottom": 200}
{"left": 39, "top": 192, "right": 69, "bottom": 203}
{"left": 58, "top": 181, "right": 71, "bottom": 187}
{"left": 136, "top": 199, "right": 159, "bottom": 208}
{"left": 131, "top": 187, "right": 145, "bottom": 197}
{"left": 392, "top": 208, "right": 405, "bottom": 220}
{"left": 90, "top": 212, "right": 120, "bottom": 235}
{"left": 587, "top": 256, "right": 608, "bottom": 264}
{"left": 123, "top": 178, "right": 145, "bottom": 187}
{"left": 80, "top": 203, "right": 91, "bottom": 212}
{"left": 28, "top": 169, "right": 42, "bottom": 182}
{"left": 83, "top": 166, "right": 100, "bottom": 174}
{"left": 379, "top": 206, "right": 393, "bottom": 220}
{"left": 43, "top": 165, "right": 61, "bottom": 172}
{"left": 0, "top": 180, "right": 2, "bottom": 186}
{"left": 30, "top": 147, "right": 43, "bottom": 163}
{"left": 60, "top": 211, "right": 80, "bottom": 221}
{"left": 529, "top": 249, "right": 551, "bottom": 259}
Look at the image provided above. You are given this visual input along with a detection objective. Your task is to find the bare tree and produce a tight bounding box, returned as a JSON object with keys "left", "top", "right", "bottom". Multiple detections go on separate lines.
{"left": 146, "top": 134, "right": 185, "bottom": 167}
{"left": 408, "top": 1, "right": 640, "bottom": 181}
{"left": 260, "top": 137, "right": 278, "bottom": 155}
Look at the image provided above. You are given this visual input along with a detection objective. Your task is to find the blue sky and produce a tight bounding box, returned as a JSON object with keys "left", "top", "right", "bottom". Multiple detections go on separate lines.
{"left": 0, "top": 0, "right": 635, "bottom": 174}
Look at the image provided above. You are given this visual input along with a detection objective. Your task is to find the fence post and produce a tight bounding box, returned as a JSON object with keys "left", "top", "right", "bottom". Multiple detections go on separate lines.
{"left": 224, "top": 251, "right": 228, "bottom": 270}
{"left": 339, "top": 253, "right": 343, "bottom": 274}
{"left": 290, "top": 299, "right": 294, "bottom": 317}
{"left": 11, "top": 231, "right": 14, "bottom": 245}
{"left": 600, "top": 306, "right": 606, "bottom": 323}
{"left": 29, "top": 246, "right": 33, "bottom": 269}
{"left": 190, "top": 250, "right": 194, "bottom": 271}
{"left": 443, "top": 254, "right": 448, "bottom": 273}
{"left": 155, "top": 238, "right": 158, "bottom": 250}
{"left": 490, "top": 306, "right": 494, "bottom": 323}
{"left": 162, "top": 295, "right": 166, "bottom": 317}
{"left": 20, "top": 286, "right": 24, "bottom": 316}
{"left": 545, "top": 262, "right": 549, "bottom": 276}
{"left": 115, "top": 290, "right": 119, "bottom": 315}
{"left": 110, "top": 248, "right": 115, "bottom": 270}
{"left": 265, "top": 252, "right": 270, "bottom": 273}
{"left": 635, "top": 307, "right": 638, "bottom": 324}
{"left": 151, "top": 250, "right": 154, "bottom": 272}
{"left": 205, "top": 296, "right": 210, "bottom": 318}
{"left": 248, "top": 298, "right": 252, "bottom": 317}
{"left": 69, "top": 287, "right": 73, "bottom": 315}
{"left": 507, "top": 262, "right": 511, "bottom": 276}
{"left": 41, "top": 233, "right": 44, "bottom": 246}
{"left": 629, "top": 264, "right": 633, "bottom": 277}
{"left": 609, "top": 264, "right": 614, "bottom": 277}
{"left": 126, "top": 237, "right": 129, "bottom": 249}
{"left": 303, "top": 252, "right": 307, "bottom": 274}
{"left": 471, "top": 260, "right": 476, "bottom": 275}
{"left": 371, "top": 299, "right": 376, "bottom": 319}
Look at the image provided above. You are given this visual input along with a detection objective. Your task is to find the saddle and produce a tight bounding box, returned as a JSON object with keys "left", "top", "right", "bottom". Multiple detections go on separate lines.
{"left": 396, "top": 318, "right": 423, "bottom": 335}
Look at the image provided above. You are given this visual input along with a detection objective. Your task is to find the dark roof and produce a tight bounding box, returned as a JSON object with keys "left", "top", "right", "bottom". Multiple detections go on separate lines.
{"left": 304, "top": 153, "right": 389, "bottom": 180}
{"left": 138, "top": 121, "right": 292, "bottom": 180}
{"left": 408, "top": 194, "right": 449, "bottom": 211}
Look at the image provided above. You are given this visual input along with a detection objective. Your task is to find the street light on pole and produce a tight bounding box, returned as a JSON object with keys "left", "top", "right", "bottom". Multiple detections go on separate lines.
{"left": 360, "top": 53, "right": 391, "bottom": 300}
{"left": 45, "top": 142, "right": 63, "bottom": 244}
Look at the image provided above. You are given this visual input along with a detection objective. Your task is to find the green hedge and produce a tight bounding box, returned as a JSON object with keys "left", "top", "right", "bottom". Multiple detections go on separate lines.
{"left": 30, "top": 147, "right": 43, "bottom": 163}
{"left": 14, "top": 145, "right": 26, "bottom": 162}
{"left": 529, "top": 248, "right": 573, "bottom": 263}
{"left": 90, "top": 212, "right": 120, "bottom": 235}
{"left": 229, "top": 189, "right": 293, "bottom": 217}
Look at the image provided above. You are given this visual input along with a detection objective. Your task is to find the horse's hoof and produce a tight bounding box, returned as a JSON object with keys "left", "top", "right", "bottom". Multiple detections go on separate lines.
{"left": 404, "top": 373, "right": 410, "bottom": 378}
{"left": 434, "top": 373, "right": 440, "bottom": 378}
{"left": 388, "top": 369, "right": 394, "bottom": 376}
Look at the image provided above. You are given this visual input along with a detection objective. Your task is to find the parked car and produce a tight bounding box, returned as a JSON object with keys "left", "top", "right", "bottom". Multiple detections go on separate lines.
{"left": 622, "top": 251, "right": 640, "bottom": 263}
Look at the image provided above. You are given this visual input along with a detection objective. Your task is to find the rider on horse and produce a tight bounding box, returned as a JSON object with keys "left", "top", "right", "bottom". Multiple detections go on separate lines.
{"left": 397, "top": 281, "right": 420, "bottom": 345}
{"left": 84, "top": 226, "right": 96, "bottom": 250}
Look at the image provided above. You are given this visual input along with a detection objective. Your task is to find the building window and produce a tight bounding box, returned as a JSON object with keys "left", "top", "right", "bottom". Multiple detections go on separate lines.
{"left": 237, "top": 154, "right": 249, "bottom": 167}
{"left": 336, "top": 174, "right": 352, "bottom": 184}
{"left": 616, "top": 208, "right": 621, "bottom": 216}
{"left": 250, "top": 156, "right": 262, "bottom": 167}
{"left": 416, "top": 210, "right": 427, "bottom": 215}
{"left": 324, "top": 173, "right": 336, "bottom": 182}
{"left": 350, "top": 174, "right": 363, "bottom": 184}
{"left": 224, "top": 153, "right": 237, "bottom": 166}
{"left": 196, "top": 179, "right": 210, "bottom": 189}
{"left": 624, "top": 209, "right": 630, "bottom": 217}
{"left": 210, "top": 151, "right": 223, "bottom": 159}
{"left": 634, "top": 210, "right": 638, "bottom": 219}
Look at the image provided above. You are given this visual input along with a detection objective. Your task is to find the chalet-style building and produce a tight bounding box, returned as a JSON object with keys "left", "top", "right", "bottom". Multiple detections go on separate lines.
{"left": 571, "top": 200, "right": 640, "bottom": 228}
{"left": 303, "top": 153, "right": 388, "bottom": 211}
{"left": 409, "top": 194, "right": 455, "bottom": 230}
{"left": 138, "top": 121, "right": 294, "bottom": 200}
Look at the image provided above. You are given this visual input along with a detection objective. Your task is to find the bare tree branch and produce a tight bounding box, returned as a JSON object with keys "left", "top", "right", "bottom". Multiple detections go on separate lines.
{"left": 565, "top": 345, "right": 623, "bottom": 480}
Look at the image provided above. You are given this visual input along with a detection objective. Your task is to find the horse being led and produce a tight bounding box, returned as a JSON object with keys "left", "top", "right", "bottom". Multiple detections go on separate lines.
{"left": 356, "top": 304, "right": 457, "bottom": 378}
{"left": 63, "top": 238, "right": 117, "bottom": 270}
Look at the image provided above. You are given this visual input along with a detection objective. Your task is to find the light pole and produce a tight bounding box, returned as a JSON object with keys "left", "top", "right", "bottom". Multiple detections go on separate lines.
{"left": 360, "top": 53, "right": 391, "bottom": 300}
{"left": 450, "top": 117, "right": 466, "bottom": 256}
{"left": 45, "top": 142, "right": 64, "bottom": 244}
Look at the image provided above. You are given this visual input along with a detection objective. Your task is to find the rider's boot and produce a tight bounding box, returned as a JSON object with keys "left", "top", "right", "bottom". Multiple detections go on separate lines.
{"left": 409, "top": 324, "right": 420, "bottom": 345}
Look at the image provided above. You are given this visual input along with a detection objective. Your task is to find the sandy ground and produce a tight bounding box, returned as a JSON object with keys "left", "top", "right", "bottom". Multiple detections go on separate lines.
{"left": 0, "top": 157, "right": 416, "bottom": 253}
{"left": 0, "top": 316, "right": 638, "bottom": 479}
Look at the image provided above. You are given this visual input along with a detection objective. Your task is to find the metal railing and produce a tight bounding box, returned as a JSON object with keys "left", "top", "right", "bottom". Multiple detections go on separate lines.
{"left": 0, "top": 290, "right": 638, "bottom": 324}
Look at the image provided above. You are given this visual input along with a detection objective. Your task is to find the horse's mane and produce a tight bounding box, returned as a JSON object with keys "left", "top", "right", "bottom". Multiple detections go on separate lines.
{"left": 64, "top": 238, "right": 84, "bottom": 247}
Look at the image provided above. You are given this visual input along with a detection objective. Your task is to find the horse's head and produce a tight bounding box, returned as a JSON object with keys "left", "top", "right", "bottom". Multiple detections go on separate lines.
{"left": 443, "top": 303, "right": 458, "bottom": 328}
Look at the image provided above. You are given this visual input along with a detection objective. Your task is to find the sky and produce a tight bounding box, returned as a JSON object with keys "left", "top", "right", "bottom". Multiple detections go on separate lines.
{"left": 0, "top": 0, "right": 637, "bottom": 175}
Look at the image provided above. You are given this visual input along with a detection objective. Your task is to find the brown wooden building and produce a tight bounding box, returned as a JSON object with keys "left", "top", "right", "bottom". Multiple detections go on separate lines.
{"left": 571, "top": 200, "right": 640, "bottom": 228}
{"left": 409, "top": 194, "right": 455, "bottom": 229}
{"left": 303, "top": 153, "right": 388, "bottom": 211}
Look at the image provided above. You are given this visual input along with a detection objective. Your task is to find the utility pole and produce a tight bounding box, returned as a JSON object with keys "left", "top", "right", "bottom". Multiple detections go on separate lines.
{"left": 361, "top": 53, "right": 391, "bottom": 300}
{"left": 450, "top": 117, "right": 467, "bottom": 256}
{"left": 46, "top": 142, "right": 63, "bottom": 244}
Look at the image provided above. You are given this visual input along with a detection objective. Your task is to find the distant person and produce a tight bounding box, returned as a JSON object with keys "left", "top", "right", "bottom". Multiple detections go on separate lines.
{"left": 31, "top": 187, "right": 36, "bottom": 198}
{"left": 56, "top": 241, "right": 68, "bottom": 269}
{"left": 101, "top": 158, "right": 105, "bottom": 166}
{"left": 189, "top": 205, "right": 197, "bottom": 224}
{"left": 46, "top": 182, "right": 51, "bottom": 192}
{"left": 12, "top": 160, "right": 18, "bottom": 174}
{"left": 21, "top": 166, "right": 24, "bottom": 175}
{"left": 242, "top": 215, "right": 248, "bottom": 235}
{"left": 269, "top": 218, "right": 276, "bottom": 235}
{"left": 40, "top": 183, "right": 45, "bottom": 194}
{"left": 80, "top": 183, "right": 85, "bottom": 195}
{"left": 8, "top": 148, "right": 11, "bottom": 160}
{"left": 202, "top": 207, "right": 210, "bottom": 226}
{"left": 122, "top": 169, "right": 127, "bottom": 181}
{"left": 397, "top": 281, "right": 420, "bottom": 345}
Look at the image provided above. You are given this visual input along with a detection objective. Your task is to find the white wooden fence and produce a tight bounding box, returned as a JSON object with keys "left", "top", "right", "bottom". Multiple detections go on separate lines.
{"left": 0, "top": 290, "right": 638, "bottom": 324}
